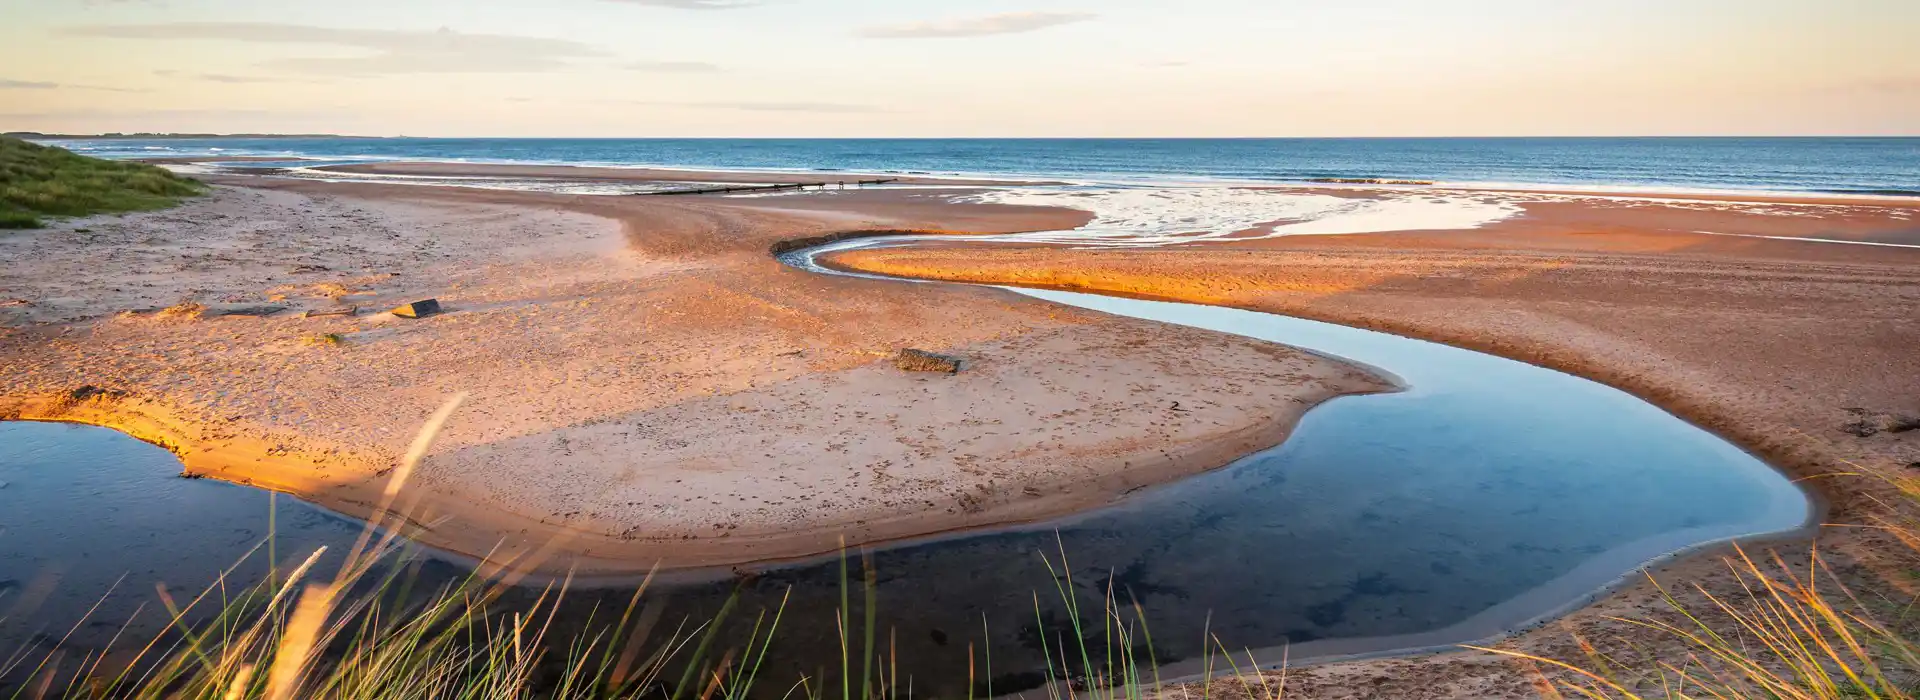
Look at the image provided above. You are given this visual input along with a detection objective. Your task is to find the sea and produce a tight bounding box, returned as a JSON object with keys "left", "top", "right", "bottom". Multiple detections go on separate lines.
{"left": 48, "top": 136, "right": 1920, "bottom": 197}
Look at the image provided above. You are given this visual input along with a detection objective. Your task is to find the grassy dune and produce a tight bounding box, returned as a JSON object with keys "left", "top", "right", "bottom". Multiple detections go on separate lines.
{"left": 0, "top": 137, "right": 205, "bottom": 229}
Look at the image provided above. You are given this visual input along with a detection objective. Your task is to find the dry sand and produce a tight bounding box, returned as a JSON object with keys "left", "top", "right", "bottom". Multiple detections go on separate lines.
{"left": 826, "top": 188, "right": 1920, "bottom": 697}
{"left": 0, "top": 176, "right": 1386, "bottom": 576}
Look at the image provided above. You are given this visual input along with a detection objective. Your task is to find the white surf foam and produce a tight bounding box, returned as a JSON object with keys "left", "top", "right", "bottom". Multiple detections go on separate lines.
{"left": 967, "top": 187, "right": 1522, "bottom": 247}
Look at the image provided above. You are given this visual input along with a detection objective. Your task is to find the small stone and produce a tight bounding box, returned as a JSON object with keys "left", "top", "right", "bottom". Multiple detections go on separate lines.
{"left": 68, "top": 385, "right": 122, "bottom": 402}
{"left": 215, "top": 305, "right": 288, "bottom": 318}
{"left": 1842, "top": 411, "right": 1920, "bottom": 437}
{"left": 1841, "top": 421, "right": 1878, "bottom": 437}
{"left": 389, "top": 299, "right": 442, "bottom": 319}
{"left": 1875, "top": 414, "right": 1920, "bottom": 434}
{"left": 303, "top": 305, "right": 358, "bottom": 318}
{"left": 894, "top": 348, "right": 961, "bottom": 374}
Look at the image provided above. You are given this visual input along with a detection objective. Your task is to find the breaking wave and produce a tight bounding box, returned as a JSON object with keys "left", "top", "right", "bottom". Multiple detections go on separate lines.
{"left": 966, "top": 187, "right": 1523, "bottom": 247}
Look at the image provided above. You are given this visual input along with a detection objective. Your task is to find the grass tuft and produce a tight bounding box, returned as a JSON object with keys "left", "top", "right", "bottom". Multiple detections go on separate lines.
{"left": 0, "top": 209, "right": 40, "bottom": 229}
{"left": 0, "top": 136, "right": 205, "bottom": 229}
{"left": 1478, "top": 463, "right": 1920, "bottom": 699}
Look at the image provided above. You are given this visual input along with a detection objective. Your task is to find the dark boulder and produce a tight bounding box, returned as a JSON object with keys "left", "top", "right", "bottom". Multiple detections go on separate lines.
{"left": 390, "top": 299, "right": 442, "bottom": 319}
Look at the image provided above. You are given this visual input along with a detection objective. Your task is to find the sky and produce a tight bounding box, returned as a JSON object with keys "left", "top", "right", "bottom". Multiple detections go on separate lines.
{"left": 1, "top": 0, "right": 1916, "bottom": 137}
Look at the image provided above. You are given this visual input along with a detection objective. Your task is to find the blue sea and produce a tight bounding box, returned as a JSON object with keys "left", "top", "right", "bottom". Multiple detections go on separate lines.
{"left": 50, "top": 136, "right": 1920, "bottom": 196}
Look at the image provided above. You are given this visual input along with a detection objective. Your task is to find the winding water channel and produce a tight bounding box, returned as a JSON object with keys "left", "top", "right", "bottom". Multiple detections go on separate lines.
{"left": 1, "top": 236, "right": 1812, "bottom": 696}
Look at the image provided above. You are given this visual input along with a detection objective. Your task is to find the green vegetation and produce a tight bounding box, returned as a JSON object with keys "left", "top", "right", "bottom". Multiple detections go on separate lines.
{"left": 0, "top": 136, "right": 205, "bottom": 229}
{"left": 0, "top": 209, "right": 37, "bottom": 229}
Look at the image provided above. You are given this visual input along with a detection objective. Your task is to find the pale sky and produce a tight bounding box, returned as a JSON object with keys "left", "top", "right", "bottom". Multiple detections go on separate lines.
{"left": 2, "top": 0, "right": 1916, "bottom": 137}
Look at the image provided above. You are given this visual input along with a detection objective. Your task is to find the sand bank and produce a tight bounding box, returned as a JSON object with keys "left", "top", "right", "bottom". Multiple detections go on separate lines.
{"left": 0, "top": 177, "right": 1387, "bottom": 576}
{"left": 823, "top": 187, "right": 1920, "bottom": 697}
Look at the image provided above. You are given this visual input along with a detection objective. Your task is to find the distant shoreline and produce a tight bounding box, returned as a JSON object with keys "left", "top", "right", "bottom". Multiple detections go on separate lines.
{"left": 8, "top": 132, "right": 382, "bottom": 140}
{"left": 149, "top": 157, "right": 1920, "bottom": 205}
{"left": 16, "top": 133, "right": 1920, "bottom": 140}
{"left": 45, "top": 136, "right": 1912, "bottom": 200}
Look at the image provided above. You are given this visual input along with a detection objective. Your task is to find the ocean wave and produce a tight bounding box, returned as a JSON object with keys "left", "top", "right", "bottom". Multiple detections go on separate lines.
{"left": 967, "top": 187, "right": 1520, "bottom": 247}
{"left": 1303, "top": 177, "right": 1436, "bottom": 186}
{"left": 1819, "top": 188, "right": 1920, "bottom": 197}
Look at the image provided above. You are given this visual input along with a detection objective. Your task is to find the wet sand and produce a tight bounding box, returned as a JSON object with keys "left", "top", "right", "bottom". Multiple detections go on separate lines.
{"left": 825, "top": 188, "right": 1920, "bottom": 697}
{"left": 0, "top": 176, "right": 1386, "bottom": 576}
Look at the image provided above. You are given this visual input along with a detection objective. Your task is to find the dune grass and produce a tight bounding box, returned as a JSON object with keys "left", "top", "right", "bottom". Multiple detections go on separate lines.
{"left": 1475, "top": 470, "right": 1920, "bottom": 699}
{"left": 1475, "top": 548, "right": 1920, "bottom": 699}
{"left": 0, "top": 137, "right": 205, "bottom": 229}
{"left": 5, "top": 402, "right": 1919, "bottom": 699}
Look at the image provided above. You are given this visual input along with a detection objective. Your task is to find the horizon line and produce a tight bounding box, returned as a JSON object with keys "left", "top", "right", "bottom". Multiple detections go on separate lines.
{"left": 13, "top": 132, "right": 1920, "bottom": 140}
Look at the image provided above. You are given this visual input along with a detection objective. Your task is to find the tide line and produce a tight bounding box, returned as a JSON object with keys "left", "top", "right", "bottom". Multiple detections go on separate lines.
{"left": 1692, "top": 230, "right": 1920, "bottom": 250}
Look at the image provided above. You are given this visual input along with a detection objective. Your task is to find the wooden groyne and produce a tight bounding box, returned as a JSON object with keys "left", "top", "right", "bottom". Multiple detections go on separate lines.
{"left": 637, "top": 178, "right": 899, "bottom": 196}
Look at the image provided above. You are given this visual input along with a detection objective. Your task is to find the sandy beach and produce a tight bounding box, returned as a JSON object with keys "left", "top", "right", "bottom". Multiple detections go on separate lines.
{"left": 824, "top": 186, "right": 1920, "bottom": 697}
{"left": 11, "top": 0, "right": 1915, "bottom": 692}
{"left": 6, "top": 160, "right": 1917, "bottom": 695}
{"left": 0, "top": 171, "right": 1387, "bottom": 576}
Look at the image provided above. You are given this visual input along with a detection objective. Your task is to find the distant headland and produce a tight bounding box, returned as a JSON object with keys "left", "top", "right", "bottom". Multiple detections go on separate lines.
{"left": 3, "top": 132, "right": 382, "bottom": 140}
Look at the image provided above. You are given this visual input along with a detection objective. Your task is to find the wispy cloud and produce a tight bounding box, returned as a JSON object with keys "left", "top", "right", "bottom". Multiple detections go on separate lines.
{"left": 199, "top": 74, "right": 283, "bottom": 83}
{"left": 607, "top": 99, "right": 885, "bottom": 114}
{"left": 0, "top": 78, "right": 144, "bottom": 92}
{"left": 626, "top": 60, "right": 723, "bottom": 73}
{"left": 1856, "top": 76, "right": 1920, "bottom": 94}
{"left": 603, "top": 0, "right": 760, "bottom": 8}
{"left": 858, "top": 11, "right": 1096, "bottom": 39}
{"left": 65, "top": 23, "right": 609, "bottom": 75}
{"left": 153, "top": 69, "right": 310, "bottom": 84}
{"left": 691, "top": 101, "right": 883, "bottom": 113}
{"left": 0, "top": 107, "right": 313, "bottom": 119}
